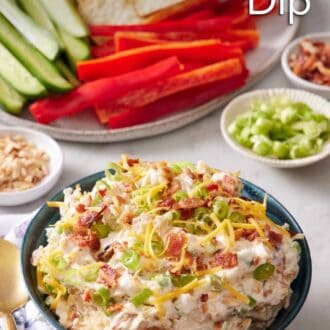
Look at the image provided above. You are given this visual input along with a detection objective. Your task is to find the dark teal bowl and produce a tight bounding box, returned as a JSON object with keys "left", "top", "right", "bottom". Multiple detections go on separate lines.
{"left": 21, "top": 172, "right": 312, "bottom": 330}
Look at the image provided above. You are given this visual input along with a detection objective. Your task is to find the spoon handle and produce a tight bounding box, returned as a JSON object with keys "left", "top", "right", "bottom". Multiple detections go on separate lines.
{"left": 1, "top": 313, "right": 16, "bottom": 330}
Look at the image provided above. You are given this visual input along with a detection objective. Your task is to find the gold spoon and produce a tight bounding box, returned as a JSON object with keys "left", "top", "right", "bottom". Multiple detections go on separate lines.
{"left": 0, "top": 239, "right": 29, "bottom": 330}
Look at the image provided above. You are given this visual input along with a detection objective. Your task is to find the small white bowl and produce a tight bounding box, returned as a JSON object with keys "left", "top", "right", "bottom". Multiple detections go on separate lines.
{"left": 220, "top": 89, "right": 330, "bottom": 168}
{"left": 0, "top": 127, "right": 63, "bottom": 206}
{"left": 281, "top": 33, "right": 330, "bottom": 99}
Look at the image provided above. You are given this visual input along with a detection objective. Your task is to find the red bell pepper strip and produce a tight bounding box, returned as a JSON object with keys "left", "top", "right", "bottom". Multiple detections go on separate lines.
{"left": 106, "top": 71, "right": 248, "bottom": 128}
{"left": 101, "top": 57, "right": 244, "bottom": 109}
{"left": 91, "top": 43, "right": 115, "bottom": 58}
{"left": 114, "top": 30, "right": 258, "bottom": 53}
{"left": 30, "top": 57, "right": 182, "bottom": 124}
{"left": 113, "top": 32, "right": 167, "bottom": 53}
{"left": 180, "top": 9, "right": 216, "bottom": 21}
{"left": 90, "top": 16, "right": 233, "bottom": 36}
{"left": 78, "top": 40, "right": 242, "bottom": 81}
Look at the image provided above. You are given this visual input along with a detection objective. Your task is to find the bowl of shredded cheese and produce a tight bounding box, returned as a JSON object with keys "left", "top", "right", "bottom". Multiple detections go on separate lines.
{"left": 0, "top": 127, "right": 63, "bottom": 206}
{"left": 21, "top": 156, "right": 311, "bottom": 330}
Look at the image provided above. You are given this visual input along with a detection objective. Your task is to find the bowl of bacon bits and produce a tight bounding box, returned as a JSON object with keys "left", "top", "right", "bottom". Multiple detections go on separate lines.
{"left": 282, "top": 33, "right": 330, "bottom": 98}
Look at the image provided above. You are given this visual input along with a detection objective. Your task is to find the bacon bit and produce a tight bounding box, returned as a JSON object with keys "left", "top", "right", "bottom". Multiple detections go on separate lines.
{"left": 79, "top": 211, "right": 98, "bottom": 227}
{"left": 267, "top": 230, "right": 283, "bottom": 247}
{"left": 82, "top": 290, "right": 92, "bottom": 302}
{"left": 235, "top": 228, "right": 258, "bottom": 241}
{"left": 127, "top": 158, "right": 139, "bottom": 166}
{"left": 123, "top": 183, "right": 133, "bottom": 193}
{"left": 196, "top": 254, "right": 208, "bottom": 271}
{"left": 252, "top": 256, "right": 260, "bottom": 266}
{"left": 159, "top": 197, "right": 175, "bottom": 208}
{"left": 76, "top": 204, "right": 86, "bottom": 213}
{"left": 118, "top": 210, "right": 135, "bottom": 225}
{"left": 97, "top": 264, "right": 120, "bottom": 288}
{"left": 166, "top": 232, "right": 186, "bottom": 258}
{"left": 78, "top": 205, "right": 107, "bottom": 227}
{"left": 207, "top": 183, "right": 219, "bottom": 192}
{"left": 214, "top": 321, "right": 223, "bottom": 330}
{"left": 180, "top": 209, "right": 193, "bottom": 220}
{"left": 173, "top": 197, "right": 205, "bottom": 210}
{"left": 200, "top": 293, "right": 209, "bottom": 303}
{"left": 169, "top": 181, "right": 181, "bottom": 195}
{"left": 70, "top": 226, "right": 100, "bottom": 251}
{"left": 116, "top": 195, "right": 127, "bottom": 204}
{"left": 220, "top": 174, "right": 238, "bottom": 195}
{"left": 211, "top": 251, "right": 238, "bottom": 269}
{"left": 112, "top": 241, "right": 127, "bottom": 252}
{"left": 98, "top": 188, "right": 107, "bottom": 197}
{"left": 94, "top": 245, "right": 114, "bottom": 262}
{"left": 108, "top": 303, "right": 124, "bottom": 314}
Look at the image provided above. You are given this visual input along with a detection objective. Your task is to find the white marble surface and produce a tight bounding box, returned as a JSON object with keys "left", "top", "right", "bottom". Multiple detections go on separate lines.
{"left": 1, "top": 1, "right": 330, "bottom": 329}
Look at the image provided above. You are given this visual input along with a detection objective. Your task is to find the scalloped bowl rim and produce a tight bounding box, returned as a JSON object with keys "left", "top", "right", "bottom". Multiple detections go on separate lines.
{"left": 220, "top": 88, "right": 330, "bottom": 168}
{"left": 21, "top": 171, "right": 312, "bottom": 330}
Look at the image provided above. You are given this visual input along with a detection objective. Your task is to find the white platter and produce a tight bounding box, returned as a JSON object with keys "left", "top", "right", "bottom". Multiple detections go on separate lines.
{"left": 0, "top": 14, "right": 299, "bottom": 143}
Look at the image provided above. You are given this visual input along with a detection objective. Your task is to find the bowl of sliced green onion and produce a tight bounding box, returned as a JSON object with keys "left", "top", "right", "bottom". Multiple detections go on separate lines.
{"left": 221, "top": 89, "right": 330, "bottom": 168}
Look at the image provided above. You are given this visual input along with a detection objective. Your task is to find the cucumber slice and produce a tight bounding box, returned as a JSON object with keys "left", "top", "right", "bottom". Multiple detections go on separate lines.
{"left": 55, "top": 59, "right": 80, "bottom": 87}
{"left": 0, "top": 0, "right": 59, "bottom": 60}
{"left": 0, "top": 75, "right": 25, "bottom": 115}
{"left": 18, "top": 0, "right": 64, "bottom": 49}
{"left": 0, "top": 43, "right": 46, "bottom": 97}
{"left": 58, "top": 28, "right": 90, "bottom": 65}
{"left": 0, "top": 15, "right": 72, "bottom": 92}
{"left": 39, "top": 0, "right": 89, "bottom": 38}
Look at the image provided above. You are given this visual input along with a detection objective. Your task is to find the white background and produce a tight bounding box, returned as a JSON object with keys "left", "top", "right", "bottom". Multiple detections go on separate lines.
{"left": 0, "top": 0, "right": 329, "bottom": 329}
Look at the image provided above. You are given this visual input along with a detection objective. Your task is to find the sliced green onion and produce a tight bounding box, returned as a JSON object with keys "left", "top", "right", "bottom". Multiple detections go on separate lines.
{"left": 91, "top": 224, "right": 111, "bottom": 239}
{"left": 172, "top": 190, "right": 188, "bottom": 202}
{"left": 92, "top": 287, "right": 111, "bottom": 307}
{"left": 79, "top": 264, "right": 101, "bottom": 282}
{"left": 153, "top": 274, "right": 172, "bottom": 288}
{"left": 171, "top": 274, "right": 196, "bottom": 288}
{"left": 229, "top": 211, "right": 245, "bottom": 223}
{"left": 248, "top": 295, "right": 256, "bottom": 307}
{"left": 210, "top": 275, "right": 223, "bottom": 291}
{"left": 120, "top": 249, "right": 140, "bottom": 271}
{"left": 105, "top": 162, "right": 122, "bottom": 181}
{"left": 253, "top": 263, "right": 275, "bottom": 281}
{"left": 131, "top": 288, "right": 152, "bottom": 307}
{"left": 212, "top": 200, "right": 229, "bottom": 220}
{"left": 194, "top": 207, "right": 211, "bottom": 221}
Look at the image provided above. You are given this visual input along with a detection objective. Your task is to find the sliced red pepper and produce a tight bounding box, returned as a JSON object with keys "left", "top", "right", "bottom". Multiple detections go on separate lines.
{"left": 106, "top": 70, "right": 248, "bottom": 128}
{"left": 90, "top": 16, "right": 233, "bottom": 36}
{"left": 78, "top": 40, "right": 242, "bottom": 81}
{"left": 30, "top": 56, "right": 182, "bottom": 124}
{"left": 113, "top": 32, "right": 167, "bottom": 53}
{"left": 91, "top": 43, "right": 115, "bottom": 58}
{"left": 108, "top": 57, "right": 244, "bottom": 109}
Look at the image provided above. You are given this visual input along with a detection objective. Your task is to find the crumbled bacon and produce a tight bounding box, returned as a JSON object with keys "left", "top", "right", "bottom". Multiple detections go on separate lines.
{"left": 180, "top": 209, "right": 193, "bottom": 220}
{"left": 79, "top": 211, "right": 98, "bottom": 227}
{"left": 214, "top": 321, "right": 223, "bottom": 330}
{"left": 200, "top": 293, "right": 209, "bottom": 303}
{"left": 211, "top": 251, "right": 238, "bottom": 269}
{"left": 78, "top": 205, "right": 107, "bottom": 227}
{"left": 127, "top": 158, "right": 139, "bottom": 166}
{"left": 118, "top": 210, "right": 135, "bottom": 225}
{"left": 173, "top": 197, "right": 205, "bottom": 210}
{"left": 98, "top": 188, "right": 107, "bottom": 197}
{"left": 159, "top": 197, "right": 175, "bottom": 208}
{"left": 94, "top": 245, "right": 114, "bottom": 262}
{"left": 267, "top": 230, "right": 283, "bottom": 247}
{"left": 75, "top": 204, "right": 86, "bottom": 213}
{"left": 220, "top": 174, "right": 238, "bottom": 195}
{"left": 108, "top": 303, "right": 124, "bottom": 314}
{"left": 70, "top": 226, "right": 100, "bottom": 251}
{"left": 166, "top": 180, "right": 181, "bottom": 196}
{"left": 166, "top": 232, "right": 186, "bottom": 258}
{"left": 206, "top": 183, "right": 219, "bottom": 192}
{"left": 235, "top": 228, "right": 258, "bottom": 241}
{"left": 82, "top": 289, "right": 92, "bottom": 302}
{"left": 97, "top": 265, "right": 120, "bottom": 288}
